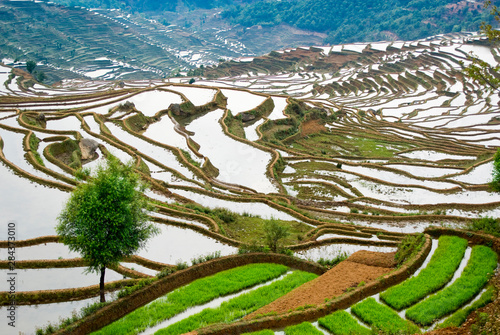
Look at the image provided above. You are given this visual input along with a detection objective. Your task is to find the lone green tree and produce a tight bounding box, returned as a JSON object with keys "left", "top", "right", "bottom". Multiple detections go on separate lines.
{"left": 56, "top": 155, "right": 159, "bottom": 302}
{"left": 26, "top": 60, "right": 36, "bottom": 74}
{"left": 264, "top": 219, "right": 290, "bottom": 253}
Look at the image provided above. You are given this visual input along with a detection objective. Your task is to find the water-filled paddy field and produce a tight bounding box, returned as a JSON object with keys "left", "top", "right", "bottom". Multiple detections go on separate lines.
{"left": 0, "top": 33, "right": 499, "bottom": 334}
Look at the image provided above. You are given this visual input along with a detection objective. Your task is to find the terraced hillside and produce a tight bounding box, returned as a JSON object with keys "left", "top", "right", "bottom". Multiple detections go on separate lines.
{"left": 0, "top": 0, "right": 253, "bottom": 83}
{"left": 0, "top": 32, "right": 499, "bottom": 334}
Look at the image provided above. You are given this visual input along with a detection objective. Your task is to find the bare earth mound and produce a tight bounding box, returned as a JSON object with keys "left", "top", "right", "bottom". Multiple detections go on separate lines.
{"left": 246, "top": 251, "right": 395, "bottom": 318}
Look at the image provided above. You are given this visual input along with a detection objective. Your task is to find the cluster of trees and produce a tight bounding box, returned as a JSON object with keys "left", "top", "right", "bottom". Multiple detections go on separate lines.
{"left": 223, "top": 0, "right": 499, "bottom": 43}
{"left": 51, "top": 0, "right": 500, "bottom": 44}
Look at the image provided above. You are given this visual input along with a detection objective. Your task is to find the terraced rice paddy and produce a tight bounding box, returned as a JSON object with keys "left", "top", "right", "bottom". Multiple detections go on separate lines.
{"left": 0, "top": 32, "right": 499, "bottom": 334}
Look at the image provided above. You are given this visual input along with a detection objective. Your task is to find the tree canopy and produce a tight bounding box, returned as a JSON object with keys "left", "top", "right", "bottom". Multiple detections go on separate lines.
{"left": 56, "top": 155, "right": 158, "bottom": 302}
{"left": 463, "top": 1, "right": 500, "bottom": 92}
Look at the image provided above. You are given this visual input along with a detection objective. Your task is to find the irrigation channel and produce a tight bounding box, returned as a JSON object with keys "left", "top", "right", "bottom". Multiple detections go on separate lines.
{"left": 0, "top": 32, "right": 499, "bottom": 334}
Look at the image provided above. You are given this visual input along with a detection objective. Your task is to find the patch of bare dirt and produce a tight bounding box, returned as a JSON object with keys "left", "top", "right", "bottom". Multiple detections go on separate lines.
{"left": 300, "top": 119, "right": 327, "bottom": 137}
{"left": 245, "top": 251, "right": 395, "bottom": 318}
{"left": 348, "top": 250, "right": 397, "bottom": 268}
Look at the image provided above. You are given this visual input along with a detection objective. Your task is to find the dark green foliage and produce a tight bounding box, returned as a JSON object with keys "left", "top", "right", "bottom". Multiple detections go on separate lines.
{"left": 491, "top": 149, "right": 500, "bottom": 191}
{"left": 394, "top": 233, "right": 425, "bottom": 266}
{"left": 212, "top": 207, "right": 237, "bottom": 223}
{"left": 223, "top": 0, "right": 494, "bottom": 44}
{"left": 381, "top": 236, "right": 468, "bottom": 310}
{"left": 467, "top": 217, "right": 500, "bottom": 237}
{"left": 264, "top": 218, "right": 290, "bottom": 252}
{"left": 26, "top": 60, "right": 36, "bottom": 73}
{"left": 56, "top": 155, "right": 159, "bottom": 302}
{"left": 284, "top": 322, "right": 323, "bottom": 335}
{"left": 318, "top": 310, "right": 371, "bottom": 335}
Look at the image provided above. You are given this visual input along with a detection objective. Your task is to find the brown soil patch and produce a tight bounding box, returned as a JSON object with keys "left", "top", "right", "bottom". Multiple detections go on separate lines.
{"left": 300, "top": 119, "right": 327, "bottom": 137}
{"left": 348, "top": 250, "right": 397, "bottom": 268}
{"left": 245, "top": 251, "right": 395, "bottom": 318}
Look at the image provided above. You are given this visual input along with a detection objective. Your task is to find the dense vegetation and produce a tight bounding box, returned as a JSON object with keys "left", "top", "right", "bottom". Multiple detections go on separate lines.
{"left": 94, "top": 264, "right": 289, "bottom": 334}
{"left": 381, "top": 236, "right": 468, "bottom": 310}
{"left": 438, "top": 285, "right": 496, "bottom": 328}
{"left": 284, "top": 322, "right": 323, "bottom": 335}
{"left": 351, "top": 297, "right": 421, "bottom": 334}
{"left": 406, "top": 245, "right": 498, "bottom": 326}
{"left": 318, "top": 310, "right": 371, "bottom": 335}
{"left": 223, "top": 0, "right": 498, "bottom": 43}
{"left": 50, "top": 0, "right": 500, "bottom": 44}
{"left": 155, "top": 270, "right": 317, "bottom": 335}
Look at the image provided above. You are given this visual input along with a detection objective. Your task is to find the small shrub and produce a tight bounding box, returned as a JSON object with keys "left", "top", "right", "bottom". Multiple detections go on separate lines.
{"left": 395, "top": 233, "right": 425, "bottom": 266}
{"left": 80, "top": 301, "right": 110, "bottom": 318}
{"left": 213, "top": 208, "right": 237, "bottom": 224}
{"left": 467, "top": 217, "right": 500, "bottom": 237}
{"left": 175, "top": 261, "right": 189, "bottom": 270}
{"left": 157, "top": 267, "right": 176, "bottom": 279}
{"left": 117, "top": 278, "right": 155, "bottom": 299}
{"left": 350, "top": 208, "right": 359, "bottom": 214}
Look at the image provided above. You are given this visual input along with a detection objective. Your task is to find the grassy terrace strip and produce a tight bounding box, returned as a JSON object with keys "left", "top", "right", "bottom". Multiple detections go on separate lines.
{"left": 284, "top": 322, "right": 323, "bottom": 335}
{"left": 380, "top": 235, "right": 468, "bottom": 310}
{"left": 437, "top": 285, "right": 496, "bottom": 329}
{"left": 242, "top": 331, "right": 274, "bottom": 335}
{"left": 318, "top": 310, "right": 371, "bottom": 335}
{"left": 406, "top": 245, "right": 498, "bottom": 326}
{"left": 154, "top": 271, "right": 318, "bottom": 335}
{"left": 351, "top": 298, "right": 421, "bottom": 334}
{"left": 93, "top": 264, "right": 289, "bottom": 334}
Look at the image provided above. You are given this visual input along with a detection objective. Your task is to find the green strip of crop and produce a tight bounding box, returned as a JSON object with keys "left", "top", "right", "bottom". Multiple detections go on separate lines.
{"left": 318, "top": 310, "right": 371, "bottom": 335}
{"left": 242, "top": 330, "right": 275, "bottom": 335}
{"left": 380, "top": 236, "right": 467, "bottom": 310}
{"left": 284, "top": 322, "right": 323, "bottom": 335}
{"left": 352, "top": 298, "right": 421, "bottom": 334}
{"left": 406, "top": 245, "right": 498, "bottom": 326}
{"left": 93, "top": 263, "right": 289, "bottom": 335}
{"left": 154, "top": 270, "right": 318, "bottom": 335}
{"left": 437, "top": 285, "right": 495, "bottom": 329}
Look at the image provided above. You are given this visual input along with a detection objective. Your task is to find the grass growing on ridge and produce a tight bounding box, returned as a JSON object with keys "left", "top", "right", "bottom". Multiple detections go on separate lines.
{"left": 318, "top": 310, "right": 371, "bottom": 335}
{"left": 93, "top": 263, "right": 289, "bottom": 334}
{"left": 352, "top": 298, "right": 421, "bottom": 334}
{"left": 284, "top": 322, "right": 323, "bottom": 335}
{"left": 154, "top": 270, "right": 318, "bottom": 335}
{"left": 406, "top": 245, "right": 498, "bottom": 326}
{"left": 381, "top": 235, "right": 468, "bottom": 310}
{"left": 242, "top": 331, "right": 274, "bottom": 335}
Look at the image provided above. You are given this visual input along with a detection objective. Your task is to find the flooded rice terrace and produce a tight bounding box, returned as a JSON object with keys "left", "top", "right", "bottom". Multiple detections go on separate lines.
{"left": 0, "top": 32, "right": 499, "bottom": 332}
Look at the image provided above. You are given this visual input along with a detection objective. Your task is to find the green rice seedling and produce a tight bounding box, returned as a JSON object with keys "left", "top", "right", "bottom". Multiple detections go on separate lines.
{"left": 154, "top": 271, "right": 318, "bottom": 335}
{"left": 242, "top": 330, "right": 274, "bottom": 335}
{"left": 406, "top": 245, "right": 498, "bottom": 326}
{"left": 318, "top": 310, "right": 371, "bottom": 335}
{"left": 351, "top": 298, "right": 421, "bottom": 334}
{"left": 437, "top": 285, "right": 495, "bottom": 328}
{"left": 93, "top": 263, "right": 289, "bottom": 334}
{"left": 284, "top": 322, "right": 323, "bottom": 335}
{"left": 381, "top": 235, "right": 468, "bottom": 309}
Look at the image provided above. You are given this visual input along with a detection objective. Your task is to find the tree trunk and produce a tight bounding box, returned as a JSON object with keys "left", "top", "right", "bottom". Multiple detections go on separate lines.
{"left": 100, "top": 266, "right": 106, "bottom": 303}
